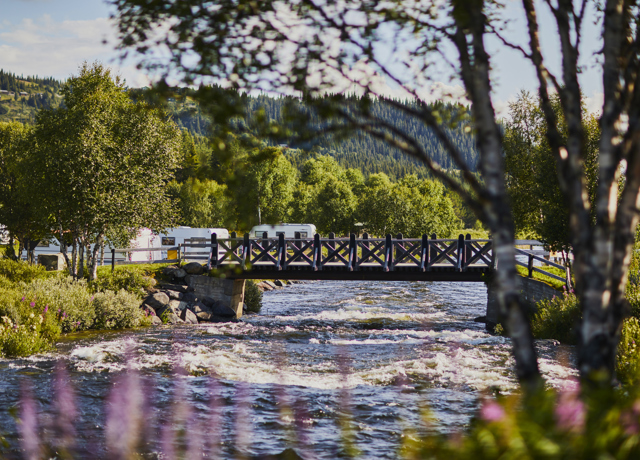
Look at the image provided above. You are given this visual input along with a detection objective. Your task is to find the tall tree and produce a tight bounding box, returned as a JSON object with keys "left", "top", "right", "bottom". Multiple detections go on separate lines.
{"left": 112, "top": 0, "right": 640, "bottom": 387}
{"left": 34, "top": 62, "right": 181, "bottom": 279}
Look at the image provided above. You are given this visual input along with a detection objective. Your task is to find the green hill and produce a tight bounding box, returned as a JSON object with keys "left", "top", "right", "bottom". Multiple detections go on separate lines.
{"left": 0, "top": 70, "right": 64, "bottom": 123}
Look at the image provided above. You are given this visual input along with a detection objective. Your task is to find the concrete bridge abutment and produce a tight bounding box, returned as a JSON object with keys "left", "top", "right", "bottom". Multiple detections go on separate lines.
{"left": 485, "top": 274, "right": 560, "bottom": 331}
{"left": 188, "top": 276, "right": 246, "bottom": 319}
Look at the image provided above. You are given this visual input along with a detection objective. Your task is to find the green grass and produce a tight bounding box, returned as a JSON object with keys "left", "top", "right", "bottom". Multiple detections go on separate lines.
{"left": 516, "top": 265, "right": 567, "bottom": 291}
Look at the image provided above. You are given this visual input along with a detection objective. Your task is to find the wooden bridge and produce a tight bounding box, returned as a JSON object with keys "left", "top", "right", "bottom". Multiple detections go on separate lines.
{"left": 195, "top": 232, "right": 494, "bottom": 282}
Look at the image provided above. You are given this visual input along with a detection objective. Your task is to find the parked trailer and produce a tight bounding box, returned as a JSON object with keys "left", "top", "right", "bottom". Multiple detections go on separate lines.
{"left": 31, "top": 228, "right": 162, "bottom": 264}
{"left": 159, "top": 227, "right": 229, "bottom": 260}
{"left": 250, "top": 224, "right": 317, "bottom": 239}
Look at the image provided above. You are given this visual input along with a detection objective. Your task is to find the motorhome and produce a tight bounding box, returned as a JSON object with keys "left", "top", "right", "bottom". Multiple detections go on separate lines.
{"left": 249, "top": 224, "right": 317, "bottom": 239}
{"left": 31, "top": 228, "right": 162, "bottom": 263}
{"left": 159, "top": 227, "right": 229, "bottom": 260}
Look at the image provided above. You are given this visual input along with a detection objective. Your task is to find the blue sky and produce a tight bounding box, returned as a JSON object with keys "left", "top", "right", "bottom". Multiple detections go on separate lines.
{"left": 0, "top": 0, "right": 604, "bottom": 116}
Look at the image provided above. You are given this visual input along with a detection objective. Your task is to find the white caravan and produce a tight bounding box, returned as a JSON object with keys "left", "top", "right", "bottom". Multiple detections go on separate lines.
{"left": 31, "top": 228, "right": 162, "bottom": 263}
{"left": 159, "top": 227, "right": 229, "bottom": 260}
{"left": 250, "top": 223, "right": 317, "bottom": 239}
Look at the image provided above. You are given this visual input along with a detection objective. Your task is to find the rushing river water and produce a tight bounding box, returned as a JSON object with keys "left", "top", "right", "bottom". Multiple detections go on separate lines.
{"left": 0, "top": 280, "right": 576, "bottom": 459}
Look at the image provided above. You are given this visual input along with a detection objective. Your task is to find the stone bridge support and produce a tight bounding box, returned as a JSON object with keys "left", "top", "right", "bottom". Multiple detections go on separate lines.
{"left": 485, "top": 274, "right": 560, "bottom": 331}
{"left": 188, "top": 276, "right": 246, "bottom": 319}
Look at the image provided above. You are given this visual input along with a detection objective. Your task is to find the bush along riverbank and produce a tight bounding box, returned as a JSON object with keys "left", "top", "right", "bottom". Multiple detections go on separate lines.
{"left": 0, "top": 259, "right": 275, "bottom": 358}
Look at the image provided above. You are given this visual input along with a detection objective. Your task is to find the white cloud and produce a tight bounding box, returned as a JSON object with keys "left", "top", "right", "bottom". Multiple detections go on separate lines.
{"left": 0, "top": 14, "right": 148, "bottom": 86}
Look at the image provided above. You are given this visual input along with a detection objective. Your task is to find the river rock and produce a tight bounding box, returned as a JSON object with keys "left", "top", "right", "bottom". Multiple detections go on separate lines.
{"left": 201, "top": 296, "right": 217, "bottom": 308}
{"left": 180, "top": 308, "right": 199, "bottom": 324}
{"left": 182, "top": 292, "right": 198, "bottom": 304}
{"left": 264, "top": 280, "right": 278, "bottom": 290}
{"left": 159, "top": 283, "right": 189, "bottom": 293}
{"left": 165, "top": 290, "right": 183, "bottom": 300}
{"left": 210, "top": 303, "right": 237, "bottom": 318}
{"left": 168, "top": 299, "right": 189, "bottom": 312}
{"left": 172, "top": 268, "right": 187, "bottom": 280}
{"left": 144, "top": 292, "right": 170, "bottom": 310}
{"left": 183, "top": 262, "right": 205, "bottom": 275}
{"left": 273, "top": 280, "right": 284, "bottom": 287}
{"left": 163, "top": 266, "right": 179, "bottom": 276}
{"left": 151, "top": 315, "right": 163, "bottom": 325}
{"left": 257, "top": 282, "right": 273, "bottom": 292}
{"left": 164, "top": 313, "right": 183, "bottom": 324}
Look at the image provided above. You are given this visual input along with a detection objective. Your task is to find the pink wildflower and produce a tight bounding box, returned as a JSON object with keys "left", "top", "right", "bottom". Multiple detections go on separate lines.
{"left": 480, "top": 400, "right": 505, "bottom": 422}
{"left": 30, "top": 302, "right": 35, "bottom": 307}
{"left": 21, "top": 296, "right": 25, "bottom": 302}
{"left": 43, "top": 306, "right": 48, "bottom": 313}
{"left": 555, "top": 384, "right": 585, "bottom": 432}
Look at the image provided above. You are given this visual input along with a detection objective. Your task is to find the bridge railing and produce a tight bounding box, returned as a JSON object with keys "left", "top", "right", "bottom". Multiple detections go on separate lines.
{"left": 184, "top": 232, "right": 494, "bottom": 273}
{"left": 514, "top": 247, "right": 569, "bottom": 283}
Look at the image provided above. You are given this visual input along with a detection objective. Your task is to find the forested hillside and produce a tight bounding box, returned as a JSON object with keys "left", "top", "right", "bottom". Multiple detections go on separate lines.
{"left": 1, "top": 70, "right": 479, "bottom": 179}
{"left": 0, "top": 70, "right": 64, "bottom": 123}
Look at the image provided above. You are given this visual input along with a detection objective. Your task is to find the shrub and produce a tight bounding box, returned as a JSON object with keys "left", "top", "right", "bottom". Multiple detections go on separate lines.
{"left": 244, "top": 280, "right": 263, "bottom": 313}
{"left": 0, "top": 314, "right": 50, "bottom": 357}
{"left": 90, "top": 266, "right": 155, "bottom": 298}
{"left": 22, "top": 277, "right": 95, "bottom": 333}
{"left": 617, "top": 317, "right": 640, "bottom": 385}
{"left": 0, "top": 258, "right": 51, "bottom": 285}
{"left": 530, "top": 291, "right": 580, "bottom": 344}
{"left": 93, "top": 289, "right": 150, "bottom": 330}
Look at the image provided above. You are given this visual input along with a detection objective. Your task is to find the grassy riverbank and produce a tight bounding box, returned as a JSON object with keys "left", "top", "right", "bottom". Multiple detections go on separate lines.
{"left": 0, "top": 259, "right": 169, "bottom": 357}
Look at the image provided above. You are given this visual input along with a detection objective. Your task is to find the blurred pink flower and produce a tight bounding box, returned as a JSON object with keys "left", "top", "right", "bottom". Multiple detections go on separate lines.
{"left": 43, "top": 306, "right": 48, "bottom": 313}
{"left": 555, "top": 384, "right": 585, "bottom": 432}
{"left": 480, "top": 400, "right": 505, "bottom": 422}
{"left": 30, "top": 302, "right": 35, "bottom": 307}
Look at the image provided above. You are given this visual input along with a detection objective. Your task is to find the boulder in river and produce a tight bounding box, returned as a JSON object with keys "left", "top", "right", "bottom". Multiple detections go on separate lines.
{"left": 273, "top": 280, "right": 284, "bottom": 287}
{"left": 166, "top": 290, "right": 183, "bottom": 300}
{"left": 182, "top": 292, "right": 198, "bottom": 304}
{"left": 151, "top": 315, "right": 163, "bottom": 325}
{"left": 183, "top": 262, "right": 205, "bottom": 275}
{"left": 144, "top": 292, "right": 170, "bottom": 310}
{"left": 168, "top": 299, "right": 189, "bottom": 312}
{"left": 172, "top": 268, "right": 187, "bottom": 280}
{"left": 181, "top": 308, "right": 199, "bottom": 324}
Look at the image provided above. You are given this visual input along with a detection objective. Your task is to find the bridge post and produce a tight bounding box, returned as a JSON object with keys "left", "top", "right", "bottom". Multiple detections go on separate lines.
{"left": 313, "top": 233, "right": 321, "bottom": 270}
{"left": 420, "top": 234, "right": 428, "bottom": 272}
{"left": 209, "top": 233, "right": 218, "bottom": 270}
{"left": 430, "top": 233, "right": 437, "bottom": 266}
{"left": 242, "top": 233, "right": 250, "bottom": 269}
{"left": 384, "top": 234, "right": 393, "bottom": 271}
{"left": 348, "top": 233, "right": 356, "bottom": 271}
{"left": 457, "top": 234, "right": 465, "bottom": 271}
{"left": 111, "top": 248, "right": 116, "bottom": 271}
{"left": 528, "top": 253, "right": 534, "bottom": 277}
{"left": 278, "top": 233, "right": 286, "bottom": 270}
{"left": 465, "top": 233, "right": 472, "bottom": 264}
{"left": 363, "top": 232, "right": 369, "bottom": 249}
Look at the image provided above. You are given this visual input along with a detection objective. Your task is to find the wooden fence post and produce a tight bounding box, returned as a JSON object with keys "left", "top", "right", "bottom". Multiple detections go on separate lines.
{"left": 420, "top": 234, "right": 428, "bottom": 271}
{"left": 243, "top": 233, "right": 250, "bottom": 269}
{"left": 313, "top": 233, "right": 321, "bottom": 271}
{"left": 528, "top": 253, "right": 534, "bottom": 277}
{"left": 430, "top": 233, "right": 437, "bottom": 266}
{"left": 384, "top": 234, "right": 393, "bottom": 271}
{"left": 210, "top": 233, "right": 218, "bottom": 269}
{"left": 111, "top": 248, "right": 115, "bottom": 271}
{"left": 465, "top": 233, "right": 472, "bottom": 263}
{"left": 457, "top": 234, "right": 465, "bottom": 271}
{"left": 278, "top": 233, "right": 286, "bottom": 270}
{"left": 348, "top": 233, "right": 356, "bottom": 271}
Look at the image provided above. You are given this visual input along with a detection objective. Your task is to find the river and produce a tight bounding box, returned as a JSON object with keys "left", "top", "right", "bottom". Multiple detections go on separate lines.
{"left": 0, "top": 280, "right": 576, "bottom": 459}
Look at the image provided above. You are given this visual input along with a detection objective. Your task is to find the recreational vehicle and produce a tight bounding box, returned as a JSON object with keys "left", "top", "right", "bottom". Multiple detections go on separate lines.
{"left": 30, "top": 228, "right": 162, "bottom": 263}
{"left": 159, "top": 227, "right": 229, "bottom": 260}
{"left": 249, "top": 224, "right": 317, "bottom": 239}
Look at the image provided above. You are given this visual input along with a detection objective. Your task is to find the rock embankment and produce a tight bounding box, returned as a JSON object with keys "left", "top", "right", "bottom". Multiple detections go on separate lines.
{"left": 140, "top": 264, "right": 238, "bottom": 325}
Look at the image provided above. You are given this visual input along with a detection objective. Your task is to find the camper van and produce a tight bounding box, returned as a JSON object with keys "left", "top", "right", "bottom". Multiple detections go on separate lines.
{"left": 159, "top": 227, "right": 229, "bottom": 260}
{"left": 249, "top": 224, "right": 317, "bottom": 239}
{"left": 31, "top": 228, "right": 162, "bottom": 263}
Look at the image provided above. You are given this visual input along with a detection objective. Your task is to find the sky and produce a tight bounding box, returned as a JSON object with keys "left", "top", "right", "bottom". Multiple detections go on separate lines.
{"left": 0, "top": 0, "right": 605, "bottom": 117}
